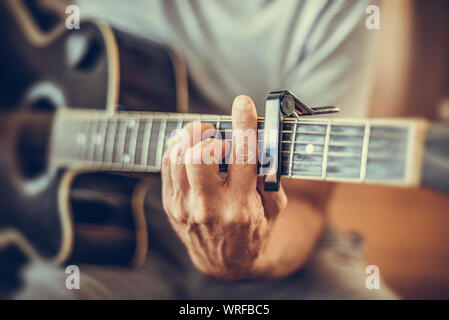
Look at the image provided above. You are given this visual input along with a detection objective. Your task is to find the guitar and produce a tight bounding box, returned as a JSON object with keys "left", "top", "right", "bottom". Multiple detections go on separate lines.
{"left": 0, "top": 0, "right": 186, "bottom": 267}
{"left": 0, "top": 0, "right": 448, "bottom": 267}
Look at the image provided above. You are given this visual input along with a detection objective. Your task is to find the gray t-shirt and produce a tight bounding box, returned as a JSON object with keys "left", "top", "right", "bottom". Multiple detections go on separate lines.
{"left": 77, "top": 0, "right": 374, "bottom": 117}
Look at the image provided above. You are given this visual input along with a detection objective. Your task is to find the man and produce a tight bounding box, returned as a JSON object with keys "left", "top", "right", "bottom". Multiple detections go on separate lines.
{"left": 16, "top": 0, "right": 396, "bottom": 299}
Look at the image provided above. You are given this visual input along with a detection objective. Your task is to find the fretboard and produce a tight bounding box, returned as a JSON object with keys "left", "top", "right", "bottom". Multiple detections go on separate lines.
{"left": 50, "top": 109, "right": 427, "bottom": 186}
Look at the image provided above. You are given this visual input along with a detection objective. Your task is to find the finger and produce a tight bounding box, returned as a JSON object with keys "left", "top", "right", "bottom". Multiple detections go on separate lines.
{"left": 185, "top": 138, "right": 229, "bottom": 194}
{"left": 227, "top": 95, "right": 258, "bottom": 192}
{"left": 161, "top": 148, "right": 174, "bottom": 208}
{"left": 162, "top": 143, "right": 186, "bottom": 223}
{"left": 165, "top": 122, "right": 216, "bottom": 195}
{"left": 256, "top": 177, "right": 287, "bottom": 220}
{"left": 165, "top": 128, "right": 190, "bottom": 195}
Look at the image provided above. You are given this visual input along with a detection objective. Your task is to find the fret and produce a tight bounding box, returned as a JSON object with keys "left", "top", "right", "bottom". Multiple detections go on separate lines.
{"left": 86, "top": 119, "right": 99, "bottom": 163}
{"left": 147, "top": 120, "right": 160, "bottom": 168}
{"left": 156, "top": 119, "right": 167, "bottom": 169}
{"left": 175, "top": 117, "right": 184, "bottom": 141}
{"left": 113, "top": 119, "right": 127, "bottom": 166}
{"left": 288, "top": 121, "right": 297, "bottom": 177}
{"left": 140, "top": 118, "right": 153, "bottom": 167}
{"left": 216, "top": 118, "right": 221, "bottom": 131}
{"left": 94, "top": 119, "right": 107, "bottom": 164}
{"left": 127, "top": 118, "right": 139, "bottom": 167}
{"left": 216, "top": 117, "right": 222, "bottom": 140}
{"left": 164, "top": 120, "right": 180, "bottom": 153}
{"left": 104, "top": 118, "right": 117, "bottom": 165}
{"left": 176, "top": 117, "right": 184, "bottom": 130}
{"left": 321, "top": 121, "right": 331, "bottom": 179}
{"left": 121, "top": 119, "right": 132, "bottom": 165}
{"left": 133, "top": 118, "right": 145, "bottom": 166}
{"left": 171, "top": 117, "right": 184, "bottom": 147}
{"left": 359, "top": 122, "right": 371, "bottom": 181}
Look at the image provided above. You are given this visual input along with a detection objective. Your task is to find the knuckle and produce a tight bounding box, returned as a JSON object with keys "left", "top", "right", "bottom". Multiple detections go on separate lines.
{"left": 173, "top": 207, "right": 189, "bottom": 224}
{"left": 223, "top": 207, "right": 250, "bottom": 226}
{"left": 233, "top": 117, "right": 256, "bottom": 128}
{"left": 171, "top": 144, "right": 185, "bottom": 165}
{"left": 163, "top": 196, "right": 188, "bottom": 224}
{"left": 191, "top": 209, "right": 212, "bottom": 225}
{"left": 186, "top": 193, "right": 213, "bottom": 224}
{"left": 162, "top": 186, "right": 189, "bottom": 222}
{"left": 184, "top": 146, "right": 197, "bottom": 164}
{"left": 172, "top": 190, "right": 184, "bottom": 206}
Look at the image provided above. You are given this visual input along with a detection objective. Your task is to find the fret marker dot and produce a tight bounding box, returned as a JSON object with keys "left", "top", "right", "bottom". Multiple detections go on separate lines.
{"left": 306, "top": 144, "right": 314, "bottom": 154}
{"left": 129, "top": 120, "right": 136, "bottom": 128}
{"left": 123, "top": 154, "right": 131, "bottom": 163}
{"left": 95, "top": 135, "right": 102, "bottom": 145}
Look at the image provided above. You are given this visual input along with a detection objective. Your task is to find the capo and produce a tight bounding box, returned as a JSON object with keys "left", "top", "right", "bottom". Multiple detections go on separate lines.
{"left": 261, "top": 90, "right": 339, "bottom": 191}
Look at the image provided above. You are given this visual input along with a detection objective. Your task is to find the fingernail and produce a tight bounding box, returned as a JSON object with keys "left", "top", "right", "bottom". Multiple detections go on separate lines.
{"left": 234, "top": 95, "right": 250, "bottom": 110}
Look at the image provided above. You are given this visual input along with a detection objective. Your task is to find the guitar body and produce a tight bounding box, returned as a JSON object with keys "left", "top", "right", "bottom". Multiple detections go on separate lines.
{"left": 0, "top": 0, "right": 185, "bottom": 266}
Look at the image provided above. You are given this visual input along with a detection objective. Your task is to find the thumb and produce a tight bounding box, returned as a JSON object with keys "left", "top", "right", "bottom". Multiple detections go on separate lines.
{"left": 227, "top": 95, "right": 259, "bottom": 191}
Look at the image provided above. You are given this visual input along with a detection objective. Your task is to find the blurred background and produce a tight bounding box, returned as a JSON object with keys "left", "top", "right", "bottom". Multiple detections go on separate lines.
{"left": 331, "top": 0, "right": 449, "bottom": 299}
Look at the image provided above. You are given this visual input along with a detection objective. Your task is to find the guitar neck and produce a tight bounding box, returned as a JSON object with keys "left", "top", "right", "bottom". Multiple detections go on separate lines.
{"left": 50, "top": 109, "right": 428, "bottom": 187}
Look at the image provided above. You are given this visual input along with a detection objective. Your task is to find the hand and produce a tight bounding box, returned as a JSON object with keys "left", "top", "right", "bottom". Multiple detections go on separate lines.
{"left": 161, "top": 95, "right": 287, "bottom": 280}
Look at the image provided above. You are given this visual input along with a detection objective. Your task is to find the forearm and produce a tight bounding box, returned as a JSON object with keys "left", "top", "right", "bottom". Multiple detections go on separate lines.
{"left": 255, "top": 180, "right": 333, "bottom": 279}
{"left": 255, "top": 195, "right": 325, "bottom": 279}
